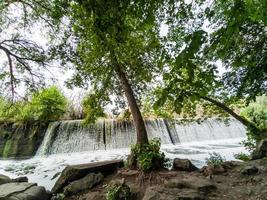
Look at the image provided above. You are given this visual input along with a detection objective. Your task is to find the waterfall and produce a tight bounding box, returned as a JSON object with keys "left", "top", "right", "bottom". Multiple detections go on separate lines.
{"left": 168, "top": 119, "right": 246, "bottom": 143}
{"left": 36, "top": 122, "right": 61, "bottom": 155}
{"left": 36, "top": 118, "right": 246, "bottom": 156}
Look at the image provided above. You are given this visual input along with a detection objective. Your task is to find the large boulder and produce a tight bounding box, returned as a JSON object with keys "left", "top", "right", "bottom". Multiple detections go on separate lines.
{"left": 201, "top": 164, "right": 226, "bottom": 176}
{"left": 63, "top": 173, "right": 103, "bottom": 196}
{"left": 172, "top": 158, "right": 199, "bottom": 172}
{"left": 0, "top": 174, "right": 11, "bottom": 185}
{"left": 0, "top": 174, "right": 28, "bottom": 186}
{"left": 241, "top": 165, "right": 259, "bottom": 176}
{"left": 0, "top": 182, "right": 48, "bottom": 200}
{"left": 165, "top": 176, "right": 216, "bottom": 194}
{"left": 52, "top": 159, "right": 124, "bottom": 193}
{"left": 12, "top": 176, "right": 28, "bottom": 183}
{"left": 252, "top": 138, "right": 267, "bottom": 159}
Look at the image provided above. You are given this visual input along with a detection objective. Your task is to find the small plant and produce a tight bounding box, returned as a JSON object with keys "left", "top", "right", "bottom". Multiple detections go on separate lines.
{"left": 106, "top": 183, "right": 132, "bottom": 200}
{"left": 128, "top": 138, "right": 168, "bottom": 171}
{"left": 234, "top": 152, "right": 250, "bottom": 161}
{"left": 205, "top": 152, "right": 225, "bottom": 166}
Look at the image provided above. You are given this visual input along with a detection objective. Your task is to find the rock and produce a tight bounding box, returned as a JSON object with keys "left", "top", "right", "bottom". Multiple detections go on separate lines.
{"left": 221, "top": 161, "right": 243, "bottom": 170}
{"left": 143, "top": 186, "right": 205, "bottom": 200}
{"left": 142, "top": 187, "right": 160, "bottom": 200}
{"left": 165, "top": 176, "right": 216, "bottom": 194}
{"left": 0, "top": 182, "right": 48, "bottom": 200}
{"left": 12, "top": 176, "right": 28, "bottom": 183}
{"left": 241, "top": 165, "right": 259, "bottom": 175}
{"left": 252, "top": 138, "right": 267, "bottom": 159}
{"left": 84, "top": 191, "right": 103, "bottom": 200}
{"left": 172, "top": 158, "right": 199, "bottom": 172}
{"left": 52, "top": 159, "right": 123, "bottom": 193}
{"left": 201, "top": 164, "right": 226, "bottom": 176}
{"left": 63, "top": 173, "right": 103, "bottom": 196}
{"left": 0, "top": 174, "right": 11, "bottom": 185}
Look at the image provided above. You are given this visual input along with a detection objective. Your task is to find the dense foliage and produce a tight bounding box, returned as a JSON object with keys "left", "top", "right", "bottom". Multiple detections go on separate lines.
{"left": 241, "top": 96, "right": 267, "bottom": 151}
{"left": 154, "top": 0, "right": 266, "bottom": 138}
{"left": 241, "top": 96, "right": 267, "bottom": 131}
{"left": 0, "top": 86, "right": 67, "bottom": 123}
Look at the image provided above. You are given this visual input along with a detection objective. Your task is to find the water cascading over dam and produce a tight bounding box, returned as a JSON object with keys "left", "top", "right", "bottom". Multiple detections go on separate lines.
{"left": 36, "top": 118, "right": 246, "bottom": 156}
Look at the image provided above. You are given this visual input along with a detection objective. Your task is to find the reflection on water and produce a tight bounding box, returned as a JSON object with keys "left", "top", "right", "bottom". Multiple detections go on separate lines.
{"left": 0, "top": 138, "right": 247, "bottom": 190}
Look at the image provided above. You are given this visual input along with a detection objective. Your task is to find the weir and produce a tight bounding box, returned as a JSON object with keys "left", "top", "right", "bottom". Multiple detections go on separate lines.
{"left": 37, "top": 118, "right": 246, "bottom": 156}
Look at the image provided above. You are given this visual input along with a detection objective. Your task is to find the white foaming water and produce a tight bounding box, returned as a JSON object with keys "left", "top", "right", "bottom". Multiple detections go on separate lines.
{"left": 0, "top": 138, "right": 247, "bottom": 190}
{"left": 36, "top": 118, "right": 246, "bottom": 156}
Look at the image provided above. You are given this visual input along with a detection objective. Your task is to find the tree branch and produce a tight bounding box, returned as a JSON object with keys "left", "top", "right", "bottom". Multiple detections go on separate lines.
{"left": 199, "top": 95, "right": 261, "bottom": 132}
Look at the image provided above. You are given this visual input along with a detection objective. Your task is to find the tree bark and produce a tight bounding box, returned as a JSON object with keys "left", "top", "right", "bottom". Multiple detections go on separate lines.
{"left": 200, "top": 95, "right": 261, "bottom": 132}
{"left": 113, "top": 62, "right": 149, "bottom": 145}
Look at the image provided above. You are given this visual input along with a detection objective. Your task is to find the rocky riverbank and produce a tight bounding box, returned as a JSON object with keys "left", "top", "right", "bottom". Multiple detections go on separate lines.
{"left": 51, "top": 158, "right": 267, "bottom": 200}
{"left": 1, "top": 157, "right": 267, "bottom": 200}
{"left": 0, "top": 174, "right": 50, "bottom": 200}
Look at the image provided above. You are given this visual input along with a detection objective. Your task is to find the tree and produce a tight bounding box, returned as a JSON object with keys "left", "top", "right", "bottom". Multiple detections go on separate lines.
{"left": 155, "top": 0, "right": 266, "bottom": 139}
{"left": 48, "top": 0, "right": 168, "bottom": 146}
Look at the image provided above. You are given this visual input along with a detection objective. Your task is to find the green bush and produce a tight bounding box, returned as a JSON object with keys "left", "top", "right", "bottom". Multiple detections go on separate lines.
{"left": 241, "top": 95, "right": 267, "bottom": 151}
{"left": 234, "top": 152, "right": 251, "bottom": 161}
{"left": 29, "top": 86, "right": 67, "bottom": 122}
{"left": 0, "top": 86, "right": 67, "bottom": 123}
{"left": 106, "top": 183, "right": 132, "bottom": 200}
{"left": 129, "top": 138, "right": 168, "bottom": 171}
{"left": 205, "top": 152, "right": 225, "bottom": 166}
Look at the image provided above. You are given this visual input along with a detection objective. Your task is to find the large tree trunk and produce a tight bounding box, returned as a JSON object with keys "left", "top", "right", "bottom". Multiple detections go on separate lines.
{"left": 200, "top": 96, "right": 261, "bottom": 133}
{"left": 113, "top": 64, "right": 149, "bottom": 145}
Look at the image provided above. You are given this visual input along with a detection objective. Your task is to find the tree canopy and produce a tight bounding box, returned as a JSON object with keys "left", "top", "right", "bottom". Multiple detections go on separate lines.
{"left": 154, "top": 0, "right": 266, "bottom": 134}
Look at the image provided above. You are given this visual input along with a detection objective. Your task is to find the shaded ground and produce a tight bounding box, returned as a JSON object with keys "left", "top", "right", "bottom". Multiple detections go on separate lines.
{"left": 65, "top": 158, "right": 267, "bottom": 200}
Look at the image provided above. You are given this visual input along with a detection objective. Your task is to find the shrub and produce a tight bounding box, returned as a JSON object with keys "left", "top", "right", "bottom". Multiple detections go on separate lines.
{"left": 205, "top": 152, "right": 225, "bottom": 166}
{"left": 234, "top": 152, "right": 250, "bottom": 161}
{"left": 240, "top": 95, "right": 267, "bottom": 151}
{"left": 106, "top": 183, "right": 132, "bottom": 200}
{"left": 129, "top": 138, "right": 168, "bottom": 171}
{"left": 30, "top": 86, "right": 67, "bottom": 122}
{"left": 0, "top": 86, "right": 67, "bottom": 123}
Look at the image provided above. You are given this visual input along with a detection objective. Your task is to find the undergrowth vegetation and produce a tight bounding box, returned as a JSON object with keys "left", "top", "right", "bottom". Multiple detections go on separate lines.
{"left": 234, "top": 152, "right": 251, "bottom": 161}
{"left": 128, "top": 138, "right": 169, "bottom": 171}
{"left": 106, "top": 183, "right": 133, "bottom": 200}
{"left": 205, "top": 152, "right": 225, "bottom": 166}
